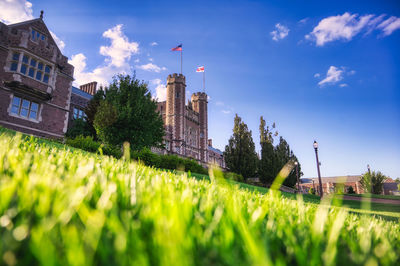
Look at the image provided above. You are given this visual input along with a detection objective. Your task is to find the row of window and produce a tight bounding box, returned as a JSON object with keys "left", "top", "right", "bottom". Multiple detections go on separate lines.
{"left": 10, "top": 97, "right": 87, "bottom": 122}
{"left": 31, "top": 29, "right": 46, "bottom": 42}
{"left": 10, "top": 52, "right": 52, "bottom": 84}
{"left": 11, "top": 96, "right": 39, "bottom": 120}
{"left": 73, "top": 107, "right": 86, "bottom": 120}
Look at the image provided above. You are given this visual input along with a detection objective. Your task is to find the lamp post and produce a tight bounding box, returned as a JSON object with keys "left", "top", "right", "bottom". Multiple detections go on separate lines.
{"left": 367, "top": 164, "right": 372, "bottom": 193}
{"left": 294, "top": 161, "right": 300, "bottom": 193}
{"left": 313, "top": 140, "right": 323, "bottom": 197}
{"left": 367, "top": 164, "right": 371, "bottom": 174}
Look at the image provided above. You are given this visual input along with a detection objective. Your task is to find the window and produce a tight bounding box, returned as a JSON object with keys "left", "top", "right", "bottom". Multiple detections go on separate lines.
{"left": 31, "top": 29, "right": 46, "bottom": 42}
{"left": 73, "top": 107, "right": 86, "bottom": 120}
{"left": 9, "top": 51, "right": 52, "bottom": 84}
{"left": 10, "top": 52, "right": 20, "bottom": 71}
{"left": 176, "top": 91, "right": 180, "bottom": 98}
{"left": 11, "top": 96, "right": 39, "bottom": 120}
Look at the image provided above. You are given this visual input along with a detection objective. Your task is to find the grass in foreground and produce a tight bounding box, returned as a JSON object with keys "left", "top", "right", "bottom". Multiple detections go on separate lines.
{"left": 1, "top": 132, "right": 400, "bottom": 265}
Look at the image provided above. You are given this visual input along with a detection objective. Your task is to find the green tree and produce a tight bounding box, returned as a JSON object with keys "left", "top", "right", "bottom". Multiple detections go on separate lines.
{"left": 93, "top": 74, "right": 164, "bottom": 150}
{"left": 360, "top": 171, "right": 387, "bottom": 194}
{"left": 65, "top": 118, "right": 95, "bottom": 139}
{"left": 274, "top": 136, "right": 301, "bottom": 187}
{"left": 258, "top": 116, "right": 277, "bottom": 185}
{"left": 224, "top": 114, "right": 258, "bottom": 179}
{"left": 84, "top": 88, "right": 105, "bottom": 139}
{"left": 347, "top": 186, "right": 355, "bottom": 194}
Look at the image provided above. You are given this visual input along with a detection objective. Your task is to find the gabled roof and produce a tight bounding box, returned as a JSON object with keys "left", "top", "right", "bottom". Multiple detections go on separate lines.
{"left": 6, "top": 17, "right": 62, "bottom": 53}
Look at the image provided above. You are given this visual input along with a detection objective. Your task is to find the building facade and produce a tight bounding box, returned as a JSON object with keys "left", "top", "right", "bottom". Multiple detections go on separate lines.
{"left": 0, "top": 15, "right": 74, "bottom": 138}
{"left": 156, "top": 73, "right": 225, "bottom": 168}
{"left": 68, "top": 82, "right": 96, "bottom": 127}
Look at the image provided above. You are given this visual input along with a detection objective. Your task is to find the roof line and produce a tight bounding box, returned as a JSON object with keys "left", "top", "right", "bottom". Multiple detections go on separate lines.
{"left": 7, "top": 18, "right": 41, "bottom": 27}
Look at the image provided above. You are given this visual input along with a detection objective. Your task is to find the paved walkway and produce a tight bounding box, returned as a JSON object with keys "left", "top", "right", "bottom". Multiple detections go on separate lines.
{"left": 342, "top": 195, "right": 400, "bottom": 205}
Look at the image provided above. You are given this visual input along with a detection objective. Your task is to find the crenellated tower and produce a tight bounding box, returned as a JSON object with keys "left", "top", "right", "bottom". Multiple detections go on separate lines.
{"left": 166, "top": 73, "right": 186, "bottom": 154}
{"left": 191, "top": 92, "right": 208, "bottom": 162}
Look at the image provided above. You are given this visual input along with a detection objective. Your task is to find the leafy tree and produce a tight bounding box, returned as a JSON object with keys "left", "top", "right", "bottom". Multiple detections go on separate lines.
{"left": 258, "top": 116, "right": 277, "bottom": 185}
{"left": 360, "top": 171, "right": 387, "bottom": 194}
{"left": 93, "top": 75, "right": 165, "bottom": 150}
{"left": 65, "top": 118, "right": 94, "bottom": 139}
{"left": 84, "top": 88, "right": 105, "bottom": 139}
{"left": 224, "top": 114, "right": 258, "bottom": 179}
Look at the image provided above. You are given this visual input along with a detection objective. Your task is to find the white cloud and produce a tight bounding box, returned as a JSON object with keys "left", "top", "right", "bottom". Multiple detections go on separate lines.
{"left": 339, "top": 83, "right": 348, "bottom": 87}
{"left": 99, "top": 24, "right": 139, "bottom": 68}
{"left": 221, "top": 110, "right": 231, "bottom": 114}
{"left": 149, "top": 58, "right": 154, "bottom": 62}
{"left": 151, "top": 78, "right": 167, "bottom": 101}
{"left": 134, "top": 58, "right": 140, "bottom": 63}
{"left": 50, "top": 31, "right": 65, "bottom": 51}
{"left": 137, "top": 63, "right": 166, "bottom": 73}
{"left": 314, "top": 73, "right": 320, "bottom": 78}
{"left": 299, "top": 18, "right": 309, "bottom": 24}
{"left": 0, "top": 0, "right": 34, "bottom": 24}
{"left": 377, "top": 16, "right": 400, "bottom": 36}
{"left": 215, "top": 101, "right": 224, "bottom": 106}
{"left": 318, "top": 66, "right": 344, "bottom": 86}
{"left": 69, "top": 24, "right": 139, "bottom": 86}
{"left": 150, "top": 42, "right": 158, "bottom": 46}
{"left": 348, "top": 70, "right": 356, "bottom": 75}
{"left": 307, "top": 12, "right": 400, "bottom": 46}
{"left": 270, "top": 23, "right": 289, "bottom": 41}
{"left": 0, "top": 0, "right": 66, "bottom": 52}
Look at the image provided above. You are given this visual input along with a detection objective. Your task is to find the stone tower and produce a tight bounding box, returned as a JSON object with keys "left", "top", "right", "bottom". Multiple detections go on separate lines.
{"left": 191, "top": 92, "right": 208, "bottom": 162}
{"left": 166, "top": 73, "right": 186, "bottom": 154}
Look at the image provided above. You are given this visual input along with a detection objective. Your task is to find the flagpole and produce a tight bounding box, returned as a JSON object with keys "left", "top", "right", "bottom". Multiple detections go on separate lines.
{"left": 180, "top": 47, "right": 183, "bottom": 75}
{"left": 203, "top": 70, "right": 205, "bottom": 92}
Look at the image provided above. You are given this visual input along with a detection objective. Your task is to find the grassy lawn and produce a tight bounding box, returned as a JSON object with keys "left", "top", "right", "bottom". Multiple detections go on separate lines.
{"left": 344, "top": 193, "right": 400, "bottom": 200}
{"left": 1, "top": 128, "right": 400, "bottom": 265}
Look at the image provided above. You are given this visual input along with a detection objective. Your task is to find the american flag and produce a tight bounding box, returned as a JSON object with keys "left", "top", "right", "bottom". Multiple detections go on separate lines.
{"left": 171, "top": 44, "right": 182, "bottom": 51}
{"left": 196, "top": 66, "right": 205, "bottom": 72}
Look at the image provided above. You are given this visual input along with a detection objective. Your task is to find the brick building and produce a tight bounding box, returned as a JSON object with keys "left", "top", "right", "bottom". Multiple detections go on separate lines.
{"left": 68, "top": 82, "right": 96, "bottom": 127}
{"left": 155, "top": 73, "right": 225, "bottom": 168}
{"left": 0, "top": 14, "right": 74, "bottom": 138}
{"left": 300, "top": 175, "right": 364, "bottom": 194}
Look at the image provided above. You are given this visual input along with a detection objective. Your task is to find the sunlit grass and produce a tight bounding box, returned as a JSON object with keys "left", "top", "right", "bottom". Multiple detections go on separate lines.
{"left": 0, "top": 131, "right": 399, "bottom": 265}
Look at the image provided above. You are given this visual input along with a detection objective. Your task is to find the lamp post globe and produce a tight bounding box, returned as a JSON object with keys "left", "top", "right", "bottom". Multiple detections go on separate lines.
{"left": 313, "top": 140, "right": 318, "bottom": 149}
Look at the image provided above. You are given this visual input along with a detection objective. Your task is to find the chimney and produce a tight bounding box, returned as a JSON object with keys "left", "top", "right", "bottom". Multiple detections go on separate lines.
{"left": 79, "top": 81, "right": 97, "bottom": 95}
{"left": 208, "top": 139, "right": 212, "bottom": 147}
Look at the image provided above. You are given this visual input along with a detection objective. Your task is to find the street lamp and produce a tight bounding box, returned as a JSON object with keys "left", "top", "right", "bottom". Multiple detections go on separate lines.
{"left": 313, "top": 140, "right": 323, "bottom": 197}
{"left": 367, "top": 164, "right": 371, "bottom": 174}
{"left": 294, "top": 161, "right": 300, "bottom": 193}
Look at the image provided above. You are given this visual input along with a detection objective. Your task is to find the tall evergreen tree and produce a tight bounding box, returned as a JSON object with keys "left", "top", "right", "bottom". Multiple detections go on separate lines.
{"left": 224, "top": 114, "right": 258, "bottom": 179}
{"left": 259, "top": 116, "right": 277, "bottom": 185}
{"left": 274, "top": 136, "right": 301, "bottom": 187}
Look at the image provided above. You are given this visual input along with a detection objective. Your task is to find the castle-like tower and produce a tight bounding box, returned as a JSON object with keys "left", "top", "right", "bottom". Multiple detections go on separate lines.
{"left": 156, "top": 73, "right": 223, "bottom": 168}
{"left": 166, "top": 73, "right": 186, "bottom": 154}
{"left": 191, "top": 92, "right": 208, "bottom": 162}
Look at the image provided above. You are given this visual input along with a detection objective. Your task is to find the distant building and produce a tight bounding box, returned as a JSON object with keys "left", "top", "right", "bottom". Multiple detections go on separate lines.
{"left": 0, "top": 13, "right": 74, "bottom": 138}
{"left": 300, "top": 175, "right": 364, "bottom": 194}
{"left": 300, "top": 175, "right": 399, "bottom": 195}
{"left": 68, "top": 82, "right": 96, "bottom": 127}
{"left": 155, "top": 73, "right": 225, "bottom": 169}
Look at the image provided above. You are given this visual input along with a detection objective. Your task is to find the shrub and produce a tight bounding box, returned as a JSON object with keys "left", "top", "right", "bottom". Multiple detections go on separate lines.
{"left": 65, "top": 118, "right": 95, "bottom": 139}
{"left": 309, "top": 188, "right": 316, "bottom": 195}
{"left": 347, "top": 186, "right": 355, "bottom": 194}
{"left": 66, "top": 136, "right": 121, "bottom": 158}
{"left": 224, "top": 172, "right": 244, "bottom": 182}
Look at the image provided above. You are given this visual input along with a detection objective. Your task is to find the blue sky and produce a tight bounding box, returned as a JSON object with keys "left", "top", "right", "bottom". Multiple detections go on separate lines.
{"left": 1, "top": 0, "right": 399, "bottom": 179}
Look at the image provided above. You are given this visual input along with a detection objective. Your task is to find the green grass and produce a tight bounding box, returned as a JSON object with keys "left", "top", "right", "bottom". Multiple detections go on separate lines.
{"left": 344, "top": 193, "right": 400, "bottom": 200}
{"left": 1, "top": 130, "right": 400, "bottom": 265}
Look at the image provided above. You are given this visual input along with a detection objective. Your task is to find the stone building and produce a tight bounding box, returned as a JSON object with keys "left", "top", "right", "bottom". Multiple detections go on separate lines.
{"left": 0, "top": 13, "right": 74, "bottom": 138}
{"left": 156, "top": 73, "right": 225, "bottom": 168}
